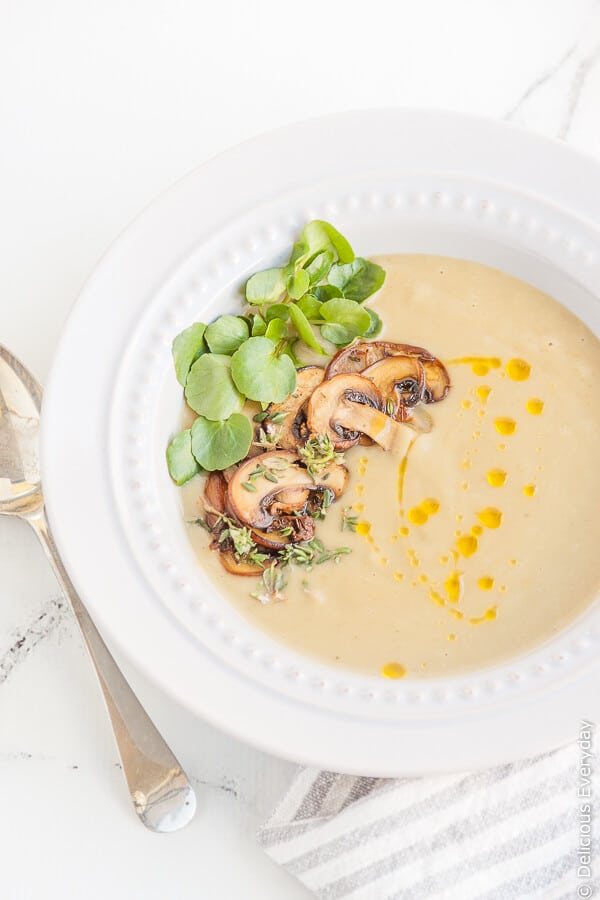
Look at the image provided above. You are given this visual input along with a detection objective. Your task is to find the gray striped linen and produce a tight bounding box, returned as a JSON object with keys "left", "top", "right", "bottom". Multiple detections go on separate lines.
{"left": 258, "top": 743, "right": 598, "bottom": 899}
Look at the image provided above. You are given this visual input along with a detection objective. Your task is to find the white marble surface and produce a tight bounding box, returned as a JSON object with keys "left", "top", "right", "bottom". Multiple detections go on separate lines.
{"left": 1, "top": 1, "right": 599, "bottom": 897}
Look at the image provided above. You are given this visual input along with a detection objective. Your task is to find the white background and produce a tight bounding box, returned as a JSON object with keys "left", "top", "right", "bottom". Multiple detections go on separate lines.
{"left": 1, "top": 1, "right": 600, "bottom": 897}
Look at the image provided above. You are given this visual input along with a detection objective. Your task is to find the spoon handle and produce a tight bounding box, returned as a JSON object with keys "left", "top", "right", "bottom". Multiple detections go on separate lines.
{"left": 27, "top": 507, "right": 196, "bottom": 832}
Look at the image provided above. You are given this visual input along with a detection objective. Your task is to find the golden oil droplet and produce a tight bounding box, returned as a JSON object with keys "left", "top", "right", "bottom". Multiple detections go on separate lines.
{"left": 471, "top": 524, "right": 483, "bottom": 536}
{"left": 447, "top": 633, "right": 456, "bottom": 642}
{"left": 506, "top": 358, "right": 531, "bottom": 381}
{"left": 461, "top": 399, "right": 472, "bottom": 409}
{"left": 448, "top": 356, "right": 502, "bottom": 376}
{"left": 353, "top": 503, "right": 364, "bottom": 512}
{"left": 418, "top": 573, "right": 428, "bottom": 583}
{"left": 478, "top": 576, "right": 495, "bottom": 591}
{"left": 429, "top": 589, "right": 445, "bottom": 607}
{"left": 407, "top": 549, "right": 420, "bottom": 568}
{"left": 448, "top": 608, "right": 464, "bottom": 620}
{"left": 393, "top": 571, "right": 404, "bottom": 582}
{"left": 444, "top": 572, "right": 463, "bottom": 604}
{"left": 390, "top": 534, "right": 399, "bottom": 542}
{"left": 461, "top": 458, "right": 472, "bottom": 470}
{"left": 380, "top": 556, "right": 388, "bottom": 566}
{"left": 359, "top": 456, "right": 368, "bottom": 465}
{"left": 499, "top": 585, "right": 507, "bottom": 593}
{"left": 457, "top": 535, "right": 478, "bottom": 557}
{"left": 526, "top": 398, "right": 544, "bottom": 415}
{"left": 382, "top": 662, "right": 407, "bottom": 679}
{"left": 408, "top": 506, "right": 428, "bottom": 525}
{"left": 440, "top": 554, "right": 449, "bottom": 564}
{"left": 399, "top": 526, "right": 410, "bottom": 537}
{"left": 420, "top": 497, "right": 440, "bottom": 515}
{"left": 461, "top": 481, "right": 469, "bottom": 491}
{"left": 494, "top": 417, "right": 516, "bottom": 435}
{"left": 477, "top": 410, "right": 485, "bottom": 419}
{"left": 356, "top": 521, "right": 371, "bottom": 536}
{"left": 469, "top": 606, "right": 498, "bottom": 625}
{"left": 523, "top": 484, "right": 536, "bottom": 497}
{"left": 497, "top": 443, "right": 506, "bottom": 452}
{"left": 510, "top": 559, "right": 517, "bottom": 566}
{"left": 356, "top": 484, "right": 365, "bottom": 496}
{"left": 476, "top": 385, "right": 491, "bottom": 403}
{"left": 456, "top": 514, "right": 463, "bottom": 522}
{"left": 487, "top": 468, "right": 507, "bottom": 487}
{"left": 477, "top": 507, "right": 503, "bottom": 529}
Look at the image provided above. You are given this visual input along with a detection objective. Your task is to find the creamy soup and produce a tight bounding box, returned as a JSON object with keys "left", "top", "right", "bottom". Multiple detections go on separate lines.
{"left": 182, "top": 255, "right": 600, "bottom": 678}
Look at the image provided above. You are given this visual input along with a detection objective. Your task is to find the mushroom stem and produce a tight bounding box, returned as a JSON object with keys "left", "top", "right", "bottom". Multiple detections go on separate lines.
{"left": 335, "top": 401, "right": 414, "bottom": 455}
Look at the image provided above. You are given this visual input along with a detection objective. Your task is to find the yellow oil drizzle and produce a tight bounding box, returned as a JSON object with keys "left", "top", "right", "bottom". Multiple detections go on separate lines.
{"left": 495, "top": 417, "right": 516, "bottom": 435}
{"left": 478, "top": 576, "right": 495, "bottom": 591}
{"left": 471, "top": 525, "right": 483, "bottom": 536}
{"left": 469, "top": 606, "right": 498, "bottom": 625}
{"left": 358, "top": 456, "right": 369, "bottom": 477}
{"left": 448, "top": 356, "right": 502, "bottom": 376}
{"left": 448, "top": 633, "right": 456, "bottom": 641}
{"left": 476, "top": 385, "right": 492, "bottom": 403}
{"left": 429, "top": 589, "right": 445, "bottom": 607}
{"left": 407, "top": 497, "right": 440, "bottom": 526}
{"left": 444, "top": 571, "right": 463, "bottom": 604}
{"left": 456, "top": 534, "right": 478, "bottom": 557}
{"left": 407, "top": 549, "right": 420, "bottom": 568}
{"left": 398, "top": 526, "right": 410, "bottom": 537}
{"left": 393, "top": 571, "right": 404, "bottom": 581}
{"left": 477, "top": 507, "right": 503, "bottom": 529}
{"left": 382, "top": 662, "right": 407, "bottom": 679}
{"left": 355, "top": 483, "right": 365, "bottom": 496}
{"left": 397, "top": 439, "right": 416, "bottom": 510}
{"left": 461, "top": 398, "right": 472, "bottom": 409}
{"left": 356, "top": 521, "right": 371, "bottom": 536}
{"left": 523, "top": 484, "right": 536, "bottom": 497}
{"left": 506, "top": 358, "right": 531, "bottom": 381}
{"left": 487, "top": 468, "right": 507, "bottom": 487}
{"left": 353, "top": 503, "right": 364, "bottom": 512}
{"left": 526, "top": 398, "right": 544, "bottom": 415}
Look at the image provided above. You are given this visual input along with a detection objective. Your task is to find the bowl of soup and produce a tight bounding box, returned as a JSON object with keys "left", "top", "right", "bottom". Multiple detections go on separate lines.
{"left": 42, "top": 110, "right": 600, "bottom": 773}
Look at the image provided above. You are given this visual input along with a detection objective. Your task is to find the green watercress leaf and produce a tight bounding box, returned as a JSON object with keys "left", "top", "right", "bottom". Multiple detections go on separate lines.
{"left": 328, "top": 258, "right": 386, "bottom": 303}
{"left": 305, "top": 250, "right": 334, "bottom": 286}
{"left": 190, "top": 414, "right": 253, "bottom": 471}
{"left": 265, "top": 317, "right": 288, "bottom": 343}
{"left": 320, "top": 298, "right": 371, "bottom": 336}
{"left": 296, "top": 293, "right": 322, "bottom": 320}
{"left": 281, "top": 340, "right": 302, "bottom": 367}
{"left": 265, "top": 303, "right": 290, "bottom": 322}
{"left": 300, "top": 220, "right": 355, "bottom": 265}
{"left": 251, "top": 314, "right": 267, "bottom": 336}
{"left": 166, "top": 429, "right": 200, "bottom": 485}
{"left": 288, "top": 303, "right": 328, "bottom": 355}
{"left": 204, "top": 315, "right": 249, "bottom": 355}
{"left": 231, "top": 336, "right": 296, "bottom": 403}
{"left": 320, "top": 323, "right": 357, "bottom": 346}
{"left": 172, "top": 323, "right": 207, "bottom": 386}
{"left": 364, "top": 307, "right": 383, "bottom": 338}
{"left": 313, "top": 284, "right": 343, "bottom": 302}
{"left": 245, "top": 267, "right": 287, "bottom": 305}
{"left": 286, "top": 268, "right": 310, "bottom": 300}
{"left": 185, "top": 353, "right": 244, "bottom": 420}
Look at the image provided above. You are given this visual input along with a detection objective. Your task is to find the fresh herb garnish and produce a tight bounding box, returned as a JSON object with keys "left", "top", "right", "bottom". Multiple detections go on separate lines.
{"left": 299, "top": 434, "right": 344, "bottom": 479}
{"left": 167, "top": 219, "right": 386, "bottom": 480}
{"left": 342, "top": 506, "right": 359, "bottom": 532}
{"left": 216, "top": 515, "right": 270, "bottom": 567}
{"left": 251, "top": 564, "right": 288, "bottom": 604}
{"left": 278, "top": 538, "right": 351, "bottom": 570}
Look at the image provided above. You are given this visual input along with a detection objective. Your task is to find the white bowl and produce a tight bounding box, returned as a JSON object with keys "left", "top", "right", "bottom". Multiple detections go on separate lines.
{"left": 42, "top": 110, "right": 600, "bottom": 775}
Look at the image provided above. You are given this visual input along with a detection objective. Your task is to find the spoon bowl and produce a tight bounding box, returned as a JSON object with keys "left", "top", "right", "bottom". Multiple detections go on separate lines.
{"left": 0, "top": 342, "right": 196, "bottom": 832}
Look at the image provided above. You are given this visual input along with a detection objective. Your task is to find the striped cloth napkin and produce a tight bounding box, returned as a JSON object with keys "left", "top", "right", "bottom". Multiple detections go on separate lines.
{"left": 258, "top": 742, "right": 598, "bottom": 899}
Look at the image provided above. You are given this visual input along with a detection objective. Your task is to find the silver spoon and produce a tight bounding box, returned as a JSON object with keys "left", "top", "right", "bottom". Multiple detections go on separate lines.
{"left": 0, "top": 343, "right": 196, "bottom": 832}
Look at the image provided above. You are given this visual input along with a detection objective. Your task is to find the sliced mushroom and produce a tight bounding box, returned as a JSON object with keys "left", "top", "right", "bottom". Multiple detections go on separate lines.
{"left": 219, "top": 549, "right": 267, "bottom": 576}
{"left": 204, "top": 471, "right": 228, "bottom": 529}
{"left": 362, "top": 356, "right": 425, "bottom": 418}
{"left": 326, "top": 340, "right": 450, "bottom": 404}
{"left": 306, "top": 374, "right": 413, "bottom": 454}
{"left": 421, "top": 359, "right": 450, "bottom": 402}
{"left": 253, "top": 514, "right": 316, "bottom": 549}
{"left": 263, "top": 366, "right": 325, "bottom": 450}
{"left": 326, "top": 341, "right": 434, "bottom": 377}
{"left": 227, "top": 450, "right": 348, "bottom": 530}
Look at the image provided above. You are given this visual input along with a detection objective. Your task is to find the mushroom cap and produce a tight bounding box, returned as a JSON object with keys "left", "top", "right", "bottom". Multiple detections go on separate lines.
{"left": 219, "top": 549, "right": 267, "bottom": 576}
{"left": 305, "top": 373, "right": 384, "bottom": 450}
{"left": 204, "top": 471, "right": 228, "bottom": 529}
{"left": 227, "top": 449, "right": 348, "bottom": 529}
{"left": 264, "top": 366, "right": 325, "bottom": 450}
{"left": 362, "top": 356, "right": 425, "bottom": 414}
{"left": 326, "top": 340, "right": 450, "bottom": 404}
